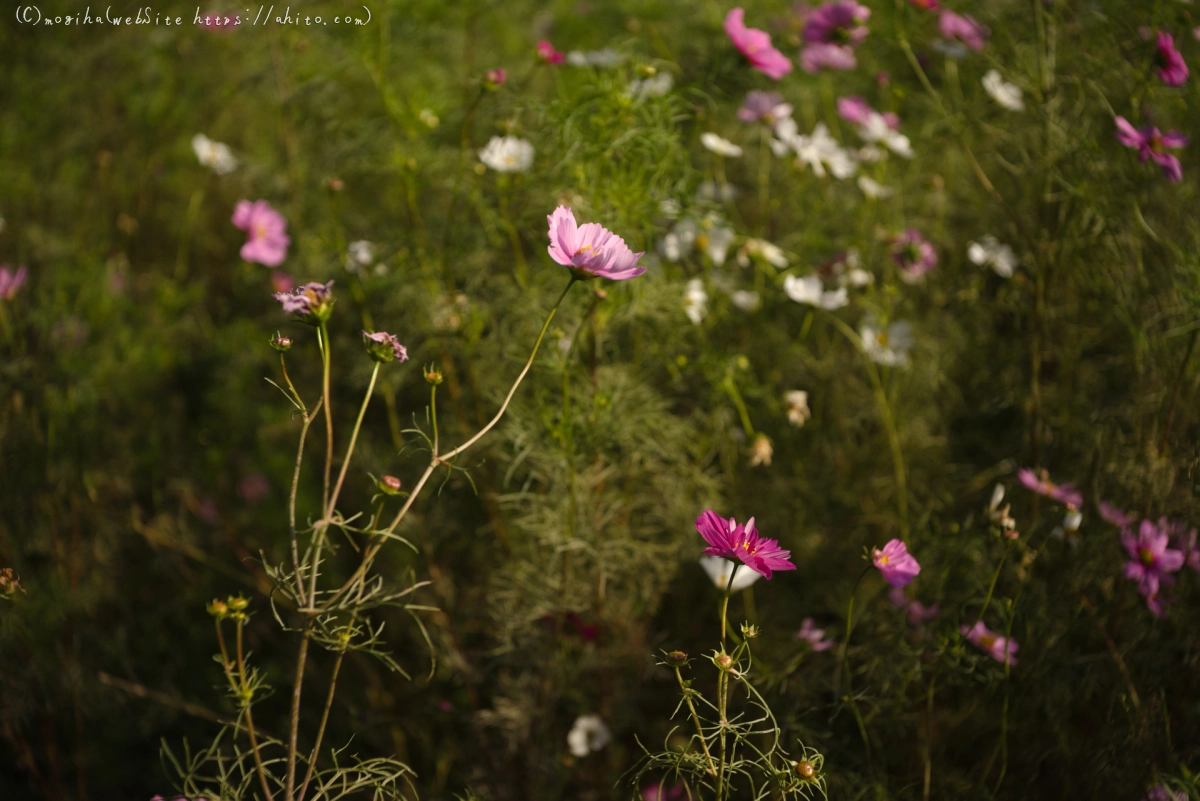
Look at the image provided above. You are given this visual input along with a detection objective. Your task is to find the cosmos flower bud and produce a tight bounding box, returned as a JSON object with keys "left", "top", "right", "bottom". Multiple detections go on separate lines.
{"left": 714, "top": 653, "right": 733, "bottom": 670}
{"left": 740, "top": 622, "right": 760, "bottom": 639}
{"left": 270, "top": 332, "right": 293, "bottom": 352}
{"left": 207, "top": 599, "right": 229, "bottom": 618}
{"left": 665, "top": 650, "right": 688, "bottom": 665}
{"left": 227, "top": 596, "right": 249, "bottom": 612}
{"left": 424, "top": 366, "right": 444, "bottom": 385}
{"left": 484, "top": 69, "right": 507, "bottom": 90}
{"left": 796, "top": 761, "right": 816, "bottom": 780}
{"left": 378, "top": 475, "right": 403, "bottom": 495}
{"left": 327, "top": 177, "right": 344, "bottom": 192}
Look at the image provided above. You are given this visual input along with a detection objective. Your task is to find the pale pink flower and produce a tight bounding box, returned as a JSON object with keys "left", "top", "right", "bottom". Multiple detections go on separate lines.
{"left": 270, "top": 271, "right": 294, "bottom": 294}
{"left": 1017, "top": 468, "right": 1083, "bottom": 509}
{"left": 1156, "top": 31, "right": 1188, "bottom": 86}
{"left": 892, "top": 229, "right": 937, "bottom": 281}
{"left": 1097, "top": 501, "right": 1135, "bottom": 527}
{"left": 836, "top": 96, "right": 898, "bottom": 129}
{"left": 232, "top": 200, "right": 290, "bottom": 267}
{"left": 961, "top": 621, "right": 1018, "bottom": 666}
{"left": 238, "top": 473, "right": 270, "bottom": 506}
{"left": 803, "top": 2, "right": 870, "bottom": 47}
{"left": 872, "top": 539, "right": 920, "bottom": 587}
{"left": 362, "top": 330, "right": 409, "bottom": 363}
{"left": 724, "top": 8, "right": 794, "bottom": 80}
{"left": 888, "top": 587, "right": 939, "bottom": 625}
{"left": 1122, "top": 519, "right": 1185, "bottom": 597}
{"left": 537, "top": 40, "right": 565, "bottom": 64}
{"left": 1115, "top": 116, "right": 1188, "bottom": 183}
{"left": 800, "top": 43, "right": 858, "bottom": 73}
{"left": 0, "top": 265, "right": 28, "bottom": 301}
{"left": 796, "top": 617, "right": 835, "bottom": 651}
{"left": 739, "top": 91, "right": 793, "bottom": 124}
{"left": 938, "top": 11, "right": 988, "bottom": 52}
{"left": 546, "top": 206, "right": 646, "bottom": 280}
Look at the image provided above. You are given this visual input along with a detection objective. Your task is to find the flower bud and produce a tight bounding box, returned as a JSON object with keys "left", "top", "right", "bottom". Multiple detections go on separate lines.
{"left": 363, "top": 330, "right": 408, "bottom": 364}
{"left": 207, "top": 599, "right": 229, "bottom": 618}
{"left": 740, "top": 622, "right": 760, "bottom": 640}
{"left": 227, "top": 595, "right": 249, "bottom": 612}
{"left": 796, "top": 761, "right": 816, "bottom": 780}
{"left": 270, "top": 332, "right": 293, "bottom": 352}
{"left": 327, "top": 177, "right": 344, "bottom": 192}
{"left": 378, "top": 475, "right": 403, "bottom": 495}
{"left": 484, "top": 69, "right": 507, "bottom": 90}
{"left": 424, "top": 366, "right": 444, "bottom": 385}
{"left": 665, "top": 650, "right": 688, "bottom": 665}
{"left": 714, "top": 653, "right": 733, "bottom": 670}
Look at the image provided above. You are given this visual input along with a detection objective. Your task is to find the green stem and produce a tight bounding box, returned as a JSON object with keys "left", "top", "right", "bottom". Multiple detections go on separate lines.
{"left": 318, "top": 322, "right": 334, "bottom": 512}
{"left": 674, "top": 666, "right": 718, "bottom": 777}
{"left": 838, "top": 567, "right": 873, "bottom": 767}
{"left": 430, "top": 382, "right": 440, "bottom": 456}
{"left": 972, "top": 540, "right": 1011, "bottom": 631}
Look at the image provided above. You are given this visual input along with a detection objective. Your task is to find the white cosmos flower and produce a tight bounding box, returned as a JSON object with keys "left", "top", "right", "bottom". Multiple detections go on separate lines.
{"left": 737, "top": 238, "right": 788, "bottom": 268}
{"left": 567, "top": 714, "right": 612, "bottom": 757}
{"left": 699, "top": 555, "right": 763, "bottom": 592}
{"left": 857, "top": 114, "right": 913, "bottom": 158}
{"left": 784, "top": 274, "right": 849, "bottom": 310}
{"left": 479, "top": 136, "right": 534, "bottom": 172}
{"left": 699, "top": 214, "right": 736, "bottom": 265}
{"left": 834, "top": 247, "right": 874, "bottom": 287}
{"left": 982, "top": 69, "right": 1025, "bottom": 111}
{"left": 988, "top": 484, "right": 1017, "bottom": 530}
{"left": 628, "top": 72, "right": 674, "bottom": 100}
{"left": 566, "top": 48, "right": 626, "bottom": 67}
{"left": 859, "top": 320, "right": 913, "bottom": 368}
{"left": 785, "top": 390, "right": 811, "bottom": 427}
{"left": 749, "top": 433, "right": 773, "bottom": 467}
{"left": 191, "top": 134, "right": 238, "bottom": 175}
{"left": 857, "top": 176, "right": 893, "bottom": 199}
{"left": 701, "top": 132, "right": 744, "bottom": 158}
{"left": 731, "top": 290, "right": 761, "bottom": 312}
{"left": 968, "top": 235, "right": 1018, "bottom": 278}
{"left": 772, "top": 119, "right": 857, "bottom": 179}
{"left": 684, "top": 279, "right": 708, "bottom": 324}
{"left": 346, "top": 240, "right": 375, "bottom": 273}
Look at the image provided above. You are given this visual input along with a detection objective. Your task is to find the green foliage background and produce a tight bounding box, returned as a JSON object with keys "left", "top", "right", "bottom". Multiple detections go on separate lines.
{"left": 1, "top": 0, "right": 1199, "bottom": 798}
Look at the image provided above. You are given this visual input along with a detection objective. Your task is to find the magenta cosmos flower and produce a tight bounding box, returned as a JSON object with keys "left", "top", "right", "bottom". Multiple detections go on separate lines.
{"left": 275, "top": 280, "right": 334, "bottom": 322}
{"left": 888, "top": 586, "right": 939, "bottom": 625}
{"left": 960, "top": 621, "right": 1018, "bottom": 666}
{"left": 799, "top": 2, "right": 869, "bottom": 72}
{"left": 795, "top": 617, "right": 835, "bottom": 651}
{"left": 1116, "top": 116, "right": 1188, "bottom": 182}
{"left": 695, "top": 509, "right": 796, "bottom": 580}
{"left": 232, "top": 200, "right": 290, "bottom": 267}
{"left": 738, "top": 90, "right": 793, "bottom": 124}
{"left": 724, "top": 8, "right": 794, "bottom": 80}
{"left": 546, "top": 206, "right": 646, "bottom": 280}
{"left": 0, "top": 265, "right": 28, "bottom": 301}
{"left": 872, "top": 539, "right": 921, "bottom": 587}
{"left": 891, "top": 229, "right": 937, "bottom": 281}
{"left": 1017, "top": 468, "right": 1083, "bottom": 509}
{"left": 1097, "top": 500, "right": 1135, "bottom": 527}
{"left": 1122, "top": 519, "right": 1185, "bottom": 597}
{"left": 362, "top": 330, "right": 409, "bottom": 363}
{"left": 1156, "top": 31, "right": 1188, "bottom": 86}
{"left": 938, "top": 11, "right": 988, "bottom": 52}
{"left": 837, "top": 96, "right": 899, "bottom": 129}
{"left": 537, "top": 40, "right": 564, "bottom": 64}
{"left": 1160, "top": 517, "right": 1200, "bottom": 573}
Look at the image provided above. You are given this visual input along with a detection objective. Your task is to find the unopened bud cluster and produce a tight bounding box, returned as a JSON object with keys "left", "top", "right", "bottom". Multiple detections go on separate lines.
{"left": 208, "top": 595, "right": 250, "bottom": 621}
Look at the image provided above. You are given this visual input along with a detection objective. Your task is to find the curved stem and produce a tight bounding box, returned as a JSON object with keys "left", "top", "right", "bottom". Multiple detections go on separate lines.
{"left": 971, "top": 540, "right": 1012, "bottom": 630}
{"left": 237, "top": 620, "right": 274, "bottom": 801}
{"left": 430, "top": 383, "right": 440, "bottom": 456}
{"left": 674, "top": 666, "right": 717, "bottom": 777}
{"left": 838, "top": 567, "right": 873, "bottom": 767}
{"left": 325, "top": 361, "right": 381, "bottom": 521}
{"left": 288, "top": 400, "right": 322, "bottom": 608}
{"left": 318, "top": 322, "right": 334, "bottom": 513}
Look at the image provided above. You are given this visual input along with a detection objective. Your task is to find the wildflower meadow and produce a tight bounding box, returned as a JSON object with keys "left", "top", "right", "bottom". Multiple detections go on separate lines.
{"left": 3, "top": 1, "right": 1200, "bottom": 799}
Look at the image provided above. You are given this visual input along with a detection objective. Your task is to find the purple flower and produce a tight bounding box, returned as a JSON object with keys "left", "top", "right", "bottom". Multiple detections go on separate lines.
{"left": 695, "top": 510, "right": 796, "bottom": 580}
{"left": 362, "top": 330, "right": 409, "bottom": 363}
{"left": 1122, "top": 519, "right": 1185, "bottom": 598}
{"left": 738, "top": 91, "right": 793, "bottom": 124}
{"left": 800, "top": 43, "right": 859, "bottom": 72}
{"left": 642, "top": 782, "right": 686, "bottom": 801}
{"left": 1115, "top": 116, "right": 1188, "bottom": 183}
{"left": 872, "top": 539, "right": 921, "bottom": 587}
{"left": 725, "top": 8, "right": 794, "bottom": 80}
{"left": 891, "top": 229, "right": 938, "bottom": 281}
{"left": 1156, "top": 31, "right": 1189, "bottom": 86}
{"left": 1097, "top": 500, "right": 1135, "bottom": 527}
{"left": 961, "top": 621, "right": 1018, "bottom": 666}
{"left": 836, "top": 96, "right": 899, "bottom": 129}
{"left": 795, "top": 617, "right": 835, "bottom": 651}
{"left": 275, "top": 280, "right": 335, "bottom": 322}
{"left": 1017, "top": 468, "right": 1083, "bottom": 509}
{"left": 232, "top": 200, "right": 290, "bottom": 267}
{"left": 546, "top": 206, "right": 646, "bottom": 280}
{"left": 0, "top": 265, "right": 28, "bottom": 301}
{"left": 888, "top": 587, "right": 939, "bottom": 625}
{"left": 1162, "top": 518, "right": 1200, "bottom": 573}
{"left": 938, "top": 11, "right": 988, "bottom": 52}
{"left": 1143, "top": 785, "right": 1188, "bottom": 801}
{"left": 803, "top": 2, "right": 870, "bottom": 47}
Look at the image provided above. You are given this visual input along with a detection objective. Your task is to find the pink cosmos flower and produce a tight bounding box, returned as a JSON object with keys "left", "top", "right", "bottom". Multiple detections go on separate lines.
{"left": 909, "top": 0, "right": 941, "bottom": 8}
{"left": 960, "top": 621, "right": 1018, "bottom": 666}
{"left": 1017, "top": 468, "right": 1083, "bottom": 509}
{"left": 537, "top": 40, "right": 565, "bottom": 64}
{"left": 1097, "top": 501, "right": 1135, "bottom": 527}
{"left": 938, "top": 11, "right": 988, "bottom": 52}
{"left": 1156, "top": 31, "right": 1188, "bottom": 86}
{"left": 546, "top": 206, "right": 646, "bottom": 280}
{"left": 362, "top": 330, "right": 409, "bottom": 363}
{"left": 695, "top": 509, "right": 796, "bottom": 580}
{"left": 837, "top": 96, "right": 899, "bottom": 129}
{"left": 1122, "top": 519, "right": 1185, "bottom": 597}
{"left": 800, "top": 44, "right": 858, "bottom": 72}
{"left": 0, "top": 265, "right": 28, "bottom": 300}
{"left": 724, "top": 8, "right": 794, "bottom": 80}
{"left": 275, "top": 281, "right": 334, "bottom": 320}
{"left": 642, "top": 782, "right": 686, "bottom": 801}
{"left": 803, "top": 2, "right": 870, "bottom": 46}
{"left": 1115, "top": 116, "right": 1188, "bottom": 183}
{"left": 888, "top": 587, "right": 939, "bottom": 625}
{"left": 891, "top": 229, "right": 937, "bottom": 281}
{"left": 270, "top": 271, "right": 294, "bottom": 294}
{"left": 1159, "top": 518, "right": 1200, "bottom": 573}
{"left": 738, "top": 90, "right": 793, "bottom": 124}
{"left": 872, "top": 539, "right": 921, "bottom": 587}
{"left": 795, "top": 617, "right": 835, "bottom": 651}
{"left": 232, "top": 200, "right": 290, "bottom": 267}
{"left": 484, "top": 69, "right": 507, "bottom": 88}
{"left": 1143, "top": 785, "right": 1188, "bottom": 801}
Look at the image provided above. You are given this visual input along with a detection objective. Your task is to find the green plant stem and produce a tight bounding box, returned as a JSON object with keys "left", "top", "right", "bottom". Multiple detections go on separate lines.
{"left": 837, "top": 567, "right": 872, "bottom": 768}
{"left": 674, "top": 666, "right": 717, "bottom": 777}
{"left": 297, "top": 649, "right": 345, "bottom": 801}
{"left": 723, "top": 376, "right": 755, "bottom": 438}
{"left": 284, "top": 633, "right": 309, "bottom": 801}
{"left": 721, "top": 565, "right": 738, "bottom": 645}
{"left": 318, "top": 322, "right": 334, "bottom": 513}
{"left": 288, "top": 401, "right": 321, "bottom": 609}
{"left": 236, "top": 620, "right": 274, "bottom": 801}
{"left": 972, "top": 540, "right": 1012, "bottom": 630}
{"left": 280, "top": 353, "right": 304, "bottom": 411}
{"left": 430, "top": 383, "right": 440, "bottom": 456}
